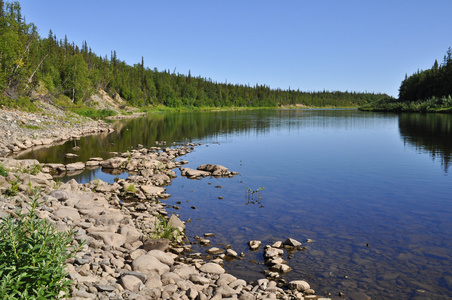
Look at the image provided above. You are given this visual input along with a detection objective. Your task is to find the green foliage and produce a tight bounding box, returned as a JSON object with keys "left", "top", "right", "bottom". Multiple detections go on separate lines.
{"left": 0, "top": 163, "right": 8, "bottom": 177}
{"left": 360, "top": 96, "right": 452, "bottom": 113}
{"left": 0, "top": 190, "right": 81, "bottom": 299}
{"left": 124, "top": 183, "right": 137, "bottom": 194}
{"left": 399, "top": 47, "right": 452, "bottom": 101}
{"left": 5, "top": 180, "right": 19, "bottom": 196}
{"left": 152, "top": 216, "right": 184, "bottom": 242}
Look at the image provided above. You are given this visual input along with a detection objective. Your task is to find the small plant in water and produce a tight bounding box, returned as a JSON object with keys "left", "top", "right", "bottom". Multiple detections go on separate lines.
{"left": 0, "top": 189, "right": 83, "bottom": 299}
{"left": 245, "top": 186, "right": 265, "bottom": 207}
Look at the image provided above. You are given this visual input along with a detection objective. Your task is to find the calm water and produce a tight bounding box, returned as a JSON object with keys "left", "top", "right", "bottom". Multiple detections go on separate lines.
{"left": 20, "top": 110, "right": 452, "bottom": 299}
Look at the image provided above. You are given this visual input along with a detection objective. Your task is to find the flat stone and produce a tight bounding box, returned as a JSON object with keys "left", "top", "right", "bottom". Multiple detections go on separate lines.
{"left": 199, "top": 263, "right": 225, "bottom": 275}
{"left": 66, "top": 162, "right": 85, "bottom": 171}
{"left": 89, "top": 232, "right": 126, "bottom": 248}
{"left": 132, "top": 255, "right": 170, "bottom": 275}
{"left": 53, "top": 206, "right": 81, "bottom": 220}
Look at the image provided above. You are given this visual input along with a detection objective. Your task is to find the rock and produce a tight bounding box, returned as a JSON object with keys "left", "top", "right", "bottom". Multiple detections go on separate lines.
{"left": 143, "top": 238, "right": 170, "bottom": 251}
{"left": 217, "top": 273, "right": 237, "bottom": 286}
{"left": 199, "top": 263, "right": 225, "bottom": 275}
{"left": 226, "top": 249, "right": 238, "bottom": 257}
{"left": 101, "top": 157, "right": 127, "bottom": 169}
{"left": 207, "top": 247, "right": 225, "bottom": 255}
{"left": 248, "top": 240, "right": 262, "bottom": 250}
{"left": 140, "top": 185, "right": 165, "bottom": 196}
{"left": 288, "top": 280, "right": 310, "bottom": 292}
{"left": 53, "top": 206, "right": 81, "bottom": 220}
{"left": 173, "top": 265, "right": 199, "bottom": 280}
{"left": 132, "top": 255, "right": 170, "bottom": 275}
{"left": 121, "top": 275, "right": 143, "bottom": 292}
{"left": 49, "top": 190, "right": 69, "bottom": 201}
{"left": 147, "top": 250, "right": 175, "bottom": 266}
{"left": 197, "top": 164, "right": 230, "bottom": 176}
{"left": 168, "top": 214, "right": 185, "bottom": 230}
{"left": 119, "top": 225, "right": 141, "bottom": 244}
{"left": 179, "top": 167, "right": 211, "bottom": 178}
{"left": 66, "top": 162, "right": 85, "bottom": 171}
{"left": 89, "top": 232, "right": 126, "bottom": 248}
{"left": 285, "top": 238, "right": 302, "bottom": 248}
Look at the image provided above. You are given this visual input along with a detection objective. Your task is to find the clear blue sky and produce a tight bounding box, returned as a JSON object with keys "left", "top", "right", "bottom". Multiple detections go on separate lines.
{"left": 19, "top": 0, "right": 452, "bottom": 97}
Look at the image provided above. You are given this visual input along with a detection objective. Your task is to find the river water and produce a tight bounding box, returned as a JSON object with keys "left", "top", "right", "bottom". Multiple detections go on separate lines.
{"left": 20, "top": 109, "right": 452, "bottom": 299}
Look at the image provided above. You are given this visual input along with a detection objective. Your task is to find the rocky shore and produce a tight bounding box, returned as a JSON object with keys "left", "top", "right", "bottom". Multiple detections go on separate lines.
{"left": 0, "top": 107, "right": 333, "bottom": 300}
{"left": 0, "top": 105, "right": 112, "bottom": 157}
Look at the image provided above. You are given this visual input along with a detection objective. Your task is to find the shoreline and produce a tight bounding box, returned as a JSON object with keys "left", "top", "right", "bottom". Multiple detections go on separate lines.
{"left": 0, "top": 107, "right": 334, "bottom": 299}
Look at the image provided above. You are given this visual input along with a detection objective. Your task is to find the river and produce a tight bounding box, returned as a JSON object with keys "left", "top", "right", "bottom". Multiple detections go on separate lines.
{"left": 20, "top": 109, "right": 452, "bottom": 299}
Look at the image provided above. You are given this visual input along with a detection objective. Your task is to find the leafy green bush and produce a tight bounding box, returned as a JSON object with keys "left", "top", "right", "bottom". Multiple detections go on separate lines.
{"left": 72, "top": 108, "right": 117, "bottom": 119}
{"left": 0, "top": 163, "right": 8, "bottom": 177}
{"left": 0, "top": 190, "right": 81, "bottom": 299}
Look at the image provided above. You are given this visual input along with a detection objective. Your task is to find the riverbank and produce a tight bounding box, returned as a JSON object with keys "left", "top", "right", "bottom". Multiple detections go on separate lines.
{"left": 0, "top": 107, "right": 334, "bottom": 299}
{"left": 0, "top": 103, "right": 112, "bottom": 157}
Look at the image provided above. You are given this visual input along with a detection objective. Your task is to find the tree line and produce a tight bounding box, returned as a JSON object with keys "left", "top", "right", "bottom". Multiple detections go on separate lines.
{"left": 0, "top": 1, "right": 390, "bottom": 109}
{"left": 399, "top": 48, "right": 452, "bottom": 101}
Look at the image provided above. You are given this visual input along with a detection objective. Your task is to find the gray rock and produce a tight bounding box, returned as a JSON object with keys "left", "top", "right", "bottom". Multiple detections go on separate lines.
{"left": 53, "top": 206, "right": 81, "bottom": 220}
{"left": 121, "top": 275, "right": 142, "bottom": 292}
{"left": 145, "top": 274, "right": 163, "bottom": 289}
{"left": 143, "top": 238, "right": 170, "bottom": 251}
{"left": 285, "top": 238, "right": 302, "bottom": 247}
{"left": 132, "top": 255, "right": 170, "bottom": 275}
{"left": 288, "top": 280, "right": 310, "bottom": 292}
{"left": 199, "top": 263, "right": 225, "bottom": 275}
{"left": 89, "top": 232, "right": 126, "bottom": 248}
{"left": 147, "top": 250, "right": 174, "bottom": 266}
{"left": 168, "top": 214, "right": 185, "bottom": 230}
{"left": 49, "top": 189, "right": 69, "bottom": 201}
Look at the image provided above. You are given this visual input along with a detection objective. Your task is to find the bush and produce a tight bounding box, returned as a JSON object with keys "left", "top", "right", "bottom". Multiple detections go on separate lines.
{"left": 72, "top": 108, "right": 117, "bottom": 119}
{"left": 0, "top": 163, "right": 8, "bottom": 177}
{"left": 0, "top": 190, "right": 82, "bottom": 299}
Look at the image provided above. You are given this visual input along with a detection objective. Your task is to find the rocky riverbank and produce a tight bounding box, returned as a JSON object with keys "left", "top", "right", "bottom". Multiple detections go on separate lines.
{"left": 0, "top": 105, "right": 112, "bottom": 157}
{"left": 0, "top": 107, "right": 334, "bottom": 300}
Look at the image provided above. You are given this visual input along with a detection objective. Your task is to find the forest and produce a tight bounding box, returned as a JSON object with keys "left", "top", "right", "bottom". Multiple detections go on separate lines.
{"left": 0, "top": 1, "right": 390, "bottom": 111}
{"left": 361, "top": 47, "right": 452, "bottom": 113}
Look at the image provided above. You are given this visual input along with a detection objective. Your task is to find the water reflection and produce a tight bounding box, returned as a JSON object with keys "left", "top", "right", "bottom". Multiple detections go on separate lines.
{"left": 399, "top": 113, "right": 452, "bottom": 173}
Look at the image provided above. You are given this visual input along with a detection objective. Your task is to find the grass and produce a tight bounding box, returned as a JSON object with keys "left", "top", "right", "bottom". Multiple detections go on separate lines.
{"left": 152, "top": 216, "right": 184, "bottom": 243}
{"left": 0, "top": 189, "right": 82, "bottom": 299}
{"left": 20, "top": 124, "right": 41, "bottom": 130}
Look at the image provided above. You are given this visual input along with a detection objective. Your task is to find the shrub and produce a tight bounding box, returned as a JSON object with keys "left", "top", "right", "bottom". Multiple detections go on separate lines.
{"left": 0, "top": 163, "right": 8, "bottom": 177}
{"left": 0, "top": 190, "right": 82, "bottom": 299}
